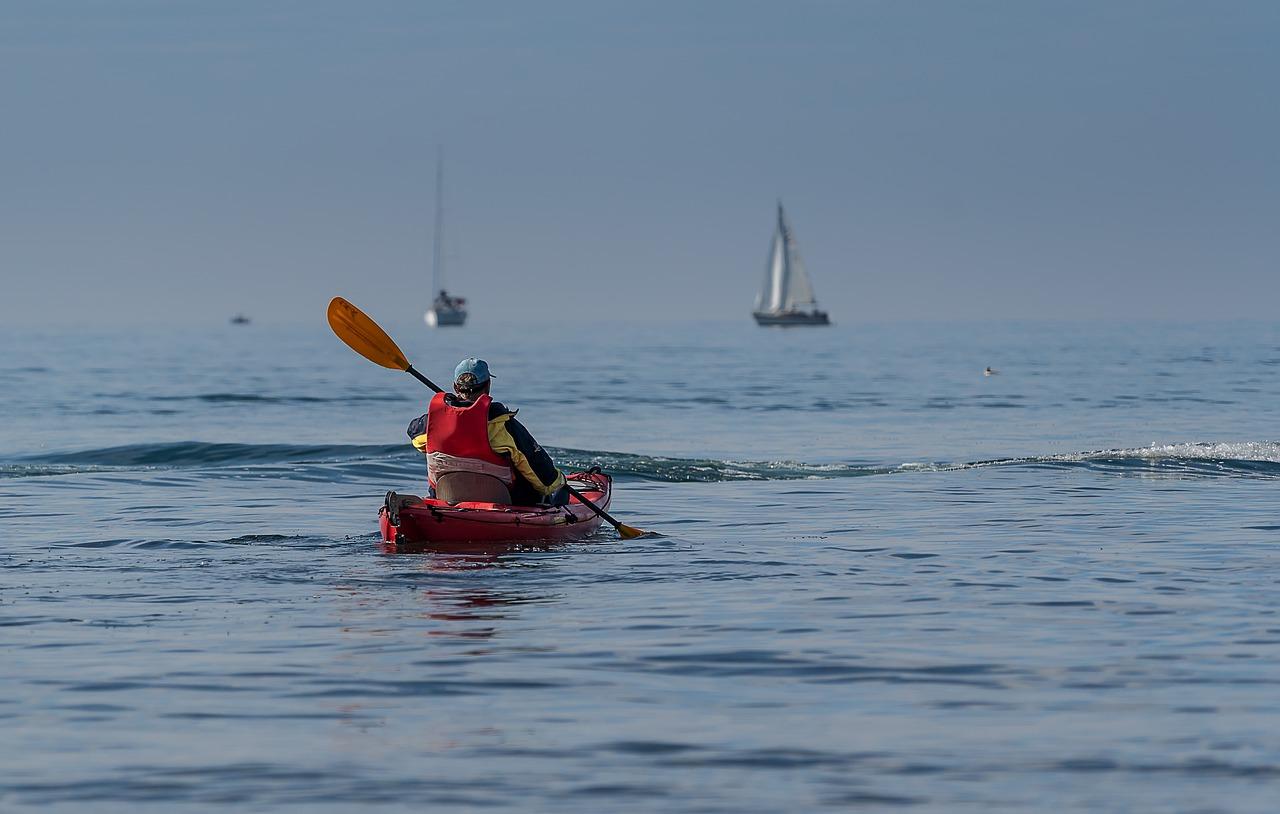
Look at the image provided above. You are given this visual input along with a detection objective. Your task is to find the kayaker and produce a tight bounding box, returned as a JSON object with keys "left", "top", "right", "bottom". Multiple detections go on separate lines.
{"left": 403, "top": 358, "right": 568, "bottom": 507}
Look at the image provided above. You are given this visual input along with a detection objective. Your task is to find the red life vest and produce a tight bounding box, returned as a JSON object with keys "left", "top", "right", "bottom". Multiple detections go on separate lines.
{"left": 424, "top": 392, "right": 514, "bottom": 487}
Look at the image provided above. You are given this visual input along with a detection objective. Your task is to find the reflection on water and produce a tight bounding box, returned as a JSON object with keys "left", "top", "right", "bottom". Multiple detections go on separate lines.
{"left": 332, "top": 544, "right": 568, "bottom": 645}
{"left": 419, "top": 588, "right": 554, "bottom": 641}
{"left": 380, "top": 538, "right": 567, "bottom": 559}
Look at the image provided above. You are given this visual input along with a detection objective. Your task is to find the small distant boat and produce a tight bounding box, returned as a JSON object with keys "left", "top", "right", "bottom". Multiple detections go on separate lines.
{"left": 424, "top": 157, "right": 467, "bottom": 328}
{"left": 426, "top": 290, "right": 466, "bottom": 327}
{"left": 753, "top": 203, "right": 829, "bottom": 327}
{"left": 230, "top": 314, "right": 251, "bottom": 325}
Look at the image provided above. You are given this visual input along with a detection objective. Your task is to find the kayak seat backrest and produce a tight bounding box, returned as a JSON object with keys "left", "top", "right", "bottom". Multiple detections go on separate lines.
{"left": 435, "top": 472, "right": 512, "bottom": 506}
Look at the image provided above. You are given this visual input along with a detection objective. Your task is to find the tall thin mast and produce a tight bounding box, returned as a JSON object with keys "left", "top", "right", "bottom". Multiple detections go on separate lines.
{"left": 432, "top": 154, "right": 444, "bottom": 294}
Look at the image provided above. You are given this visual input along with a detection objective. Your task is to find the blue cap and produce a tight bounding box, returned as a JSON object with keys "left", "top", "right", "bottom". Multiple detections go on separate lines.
{"left": 454, "top": 357, "right": 493, "bottom": 385}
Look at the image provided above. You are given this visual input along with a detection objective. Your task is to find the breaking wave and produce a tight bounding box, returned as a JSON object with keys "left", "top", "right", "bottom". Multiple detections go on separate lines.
{"left": 31, "top": 442, "right": 402, "bottom": 467}
{"left": 913, "top": 442, "right": 1280, "bottom": 478}
{"left": 3, "top": 441, "right": 1278, "bottom": 482}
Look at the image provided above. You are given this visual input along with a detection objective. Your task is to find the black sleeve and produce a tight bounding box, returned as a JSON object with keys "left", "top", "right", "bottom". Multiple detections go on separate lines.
{"left": 407, "top": 413, "right": 427, "bottom": 440}
{"left": 504, "top": 416, "right": 561, "bottom": 487}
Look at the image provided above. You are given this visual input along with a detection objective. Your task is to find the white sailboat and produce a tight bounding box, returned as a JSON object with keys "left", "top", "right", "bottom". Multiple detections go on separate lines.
{"left": 424, "top": 158, "right": 467, "bottom": 328}
{"left": 753, "top": 202, "right": 829, "bottom": 326}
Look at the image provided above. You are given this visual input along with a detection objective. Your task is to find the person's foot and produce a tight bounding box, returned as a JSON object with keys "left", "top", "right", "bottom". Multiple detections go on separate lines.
{"left": 384, "top": 491, "right": 424, "bottom": 525}
{"left": 384, "top": 491, "right": 400, "bottom": 525}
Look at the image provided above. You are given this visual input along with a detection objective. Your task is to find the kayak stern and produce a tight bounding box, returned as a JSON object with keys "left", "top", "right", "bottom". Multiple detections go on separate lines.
{"left": 380, "top": 470, "right": 612, "bottom": 547}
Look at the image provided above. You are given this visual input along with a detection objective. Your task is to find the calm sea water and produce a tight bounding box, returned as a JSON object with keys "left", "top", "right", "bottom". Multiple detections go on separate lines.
{"left": 3, "top": 318, "right": 1279, "bottom": 812}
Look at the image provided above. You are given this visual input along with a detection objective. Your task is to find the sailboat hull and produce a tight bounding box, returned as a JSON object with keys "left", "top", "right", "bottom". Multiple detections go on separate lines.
{"left": 425, "top": 307, "right": 467, "bottom": 327}
{"left": 753, "top": 310, "right": 830, "bottom": 327}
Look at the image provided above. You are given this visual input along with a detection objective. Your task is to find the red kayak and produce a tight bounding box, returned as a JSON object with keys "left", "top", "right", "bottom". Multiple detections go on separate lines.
{"left": 379, "top": 470, "right": 612, "bottom": 548}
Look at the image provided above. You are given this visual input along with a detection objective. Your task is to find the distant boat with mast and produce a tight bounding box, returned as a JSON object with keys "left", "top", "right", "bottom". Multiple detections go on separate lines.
{"left": 752, "top": 202, "right": 829, "bottom": 326}
{"left": 424, "top": 157, "right": 467, "bottom": 328}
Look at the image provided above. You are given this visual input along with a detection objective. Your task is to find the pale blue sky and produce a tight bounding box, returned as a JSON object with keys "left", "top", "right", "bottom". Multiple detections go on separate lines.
{"left": 2, "top": 1, "right": 1277, "bottom": 325}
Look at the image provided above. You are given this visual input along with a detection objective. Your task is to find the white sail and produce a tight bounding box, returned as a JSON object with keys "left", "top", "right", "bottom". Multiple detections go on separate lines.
{"left": 757, "top": 203, "right": 819, "bottom": 312}
{"left": 757, "top": 222, "right": 787, "bottom": 311}
{"left": 779, "top": 208, "right": 816, "bottom": 308}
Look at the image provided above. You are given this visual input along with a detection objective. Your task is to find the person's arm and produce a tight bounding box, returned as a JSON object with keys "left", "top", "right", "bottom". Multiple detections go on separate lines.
{"left": 407, "top": 414, "right": 429, "bottom": 455}
{"left": 407, "top": 414, "right": 428, "bottom": 447}
{"left": 488, "top": 414, "right": 565, "bottom": 496}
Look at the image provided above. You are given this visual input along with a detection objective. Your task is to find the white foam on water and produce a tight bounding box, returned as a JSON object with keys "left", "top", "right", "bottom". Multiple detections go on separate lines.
{"left": 1085, "top": 441, "right": 1280, "bottom": 463}
{"left": 896, "top": 441, "right": 1280, "bottom": 475}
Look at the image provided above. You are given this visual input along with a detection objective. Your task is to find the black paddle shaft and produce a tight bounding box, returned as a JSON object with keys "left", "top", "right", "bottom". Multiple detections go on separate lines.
{"left": 565, "top": 482, "right": 627, "bottom": 529}
{"left": 400, "top": 365, "right": 626, "bottom": 532}
{"left": 406, "top": 365, "right": 444, "bottom": 394}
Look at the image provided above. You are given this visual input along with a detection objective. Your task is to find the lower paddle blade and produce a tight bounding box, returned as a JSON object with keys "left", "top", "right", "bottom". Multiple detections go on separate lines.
{"left": 327, "top": 297, "right": 411, "bottom": 371}
{"left": 617, "top": 523, "right": 646, "bottom": 539}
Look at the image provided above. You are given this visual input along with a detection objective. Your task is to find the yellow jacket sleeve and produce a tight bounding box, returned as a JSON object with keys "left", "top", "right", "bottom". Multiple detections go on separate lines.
{"left": 488, "top": 414, "right": 565, "bottom": 496}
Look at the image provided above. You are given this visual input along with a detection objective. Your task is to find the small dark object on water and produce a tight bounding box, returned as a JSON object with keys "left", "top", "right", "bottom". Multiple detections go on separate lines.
{"left": 231, "top": 314, "right": 251, "bottom": 325}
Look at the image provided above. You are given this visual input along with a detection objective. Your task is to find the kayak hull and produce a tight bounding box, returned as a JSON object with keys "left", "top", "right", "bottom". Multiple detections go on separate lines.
{"left": 380, "top": 470, "right": 612, "bottom": 547}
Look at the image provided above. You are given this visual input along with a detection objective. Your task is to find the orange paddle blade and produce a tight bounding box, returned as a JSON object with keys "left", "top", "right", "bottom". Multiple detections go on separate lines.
{"left": 327, "top": 297, "right": 411, "bottom": 371}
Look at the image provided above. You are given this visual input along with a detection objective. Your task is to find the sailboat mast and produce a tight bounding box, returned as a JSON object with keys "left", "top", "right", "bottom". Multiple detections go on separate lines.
{"left": 432, "top": 156, "right": 444, "bottom": 294}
